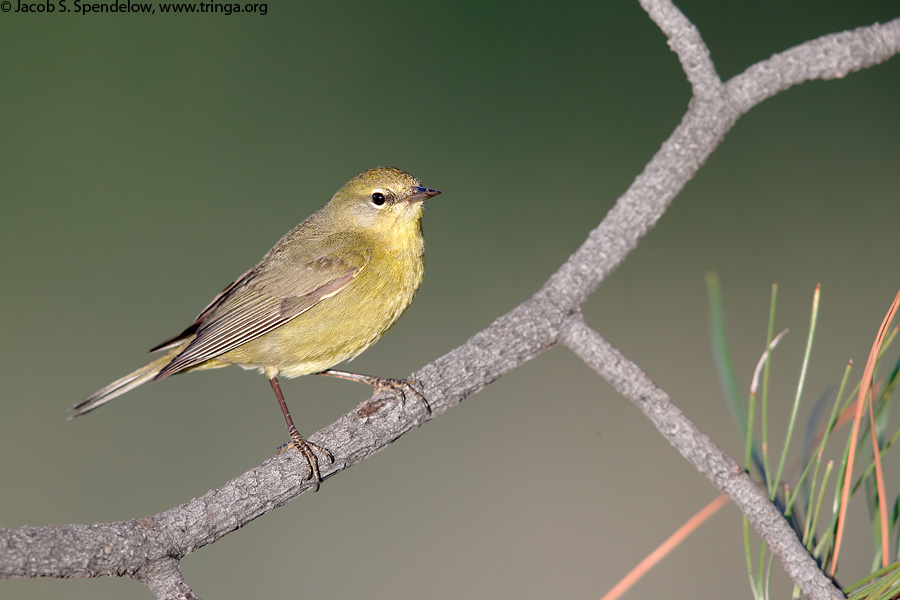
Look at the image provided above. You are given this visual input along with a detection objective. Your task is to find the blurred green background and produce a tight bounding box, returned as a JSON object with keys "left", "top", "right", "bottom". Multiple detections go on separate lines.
{"left": 2, "top": 1, "right": 899, "bottom": 598}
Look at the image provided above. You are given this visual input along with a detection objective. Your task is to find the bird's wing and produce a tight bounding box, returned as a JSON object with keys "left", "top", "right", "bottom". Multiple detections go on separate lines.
{"left": 154, "top": 251, "right": 368, "bottom": 378}
{"left": 149, "top": 267, "right": 256, "bottom": 353}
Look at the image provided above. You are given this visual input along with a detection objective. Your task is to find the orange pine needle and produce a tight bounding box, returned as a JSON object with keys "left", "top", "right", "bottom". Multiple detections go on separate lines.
{"left": 867, "top": 383, "right": 890, "bottom": 567}
{"left": 830, "top": 290, "right": 900, "bottom": 576}
{"left": 600, "top": 495, "right": 729, "bottom": 600}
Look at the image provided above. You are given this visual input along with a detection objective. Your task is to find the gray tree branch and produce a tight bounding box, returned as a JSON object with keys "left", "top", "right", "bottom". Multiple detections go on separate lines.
{"left": 2, "top": 2, "right": 898, "bottom": 598}
{"left": 560, "top": 315, "right": 845, "bottom": 600}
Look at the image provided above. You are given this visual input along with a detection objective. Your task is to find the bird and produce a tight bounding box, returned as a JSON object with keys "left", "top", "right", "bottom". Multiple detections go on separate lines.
{"left": 71, "top": 166, "right": 441, "bottom": 489}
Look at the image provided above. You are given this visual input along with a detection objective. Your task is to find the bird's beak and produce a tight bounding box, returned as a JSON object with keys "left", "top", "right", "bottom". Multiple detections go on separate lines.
{"left": 405, "top": 186, "right": 441, "bottom": 204}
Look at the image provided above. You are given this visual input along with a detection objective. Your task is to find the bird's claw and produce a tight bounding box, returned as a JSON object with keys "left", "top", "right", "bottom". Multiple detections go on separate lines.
{"left": 278, "top": 429, "right": 334, "bottom": 491}
{"left": 373, "top": 376, "right": 430, "bottom": 414}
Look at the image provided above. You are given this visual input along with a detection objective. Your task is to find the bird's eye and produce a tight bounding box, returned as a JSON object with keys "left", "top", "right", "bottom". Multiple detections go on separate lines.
{"left": 371, "top": 192, "right": 386, "bottom": 206}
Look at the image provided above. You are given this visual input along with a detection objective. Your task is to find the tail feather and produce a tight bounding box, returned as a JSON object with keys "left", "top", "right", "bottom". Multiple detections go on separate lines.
{"left": 70, "top": 350, "right": 180, "bottom": 419}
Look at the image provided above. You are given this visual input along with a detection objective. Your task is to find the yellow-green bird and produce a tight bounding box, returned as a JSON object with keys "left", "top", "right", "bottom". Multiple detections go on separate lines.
{"left": 71, "top": 167, "right": 440, "bottom": 488}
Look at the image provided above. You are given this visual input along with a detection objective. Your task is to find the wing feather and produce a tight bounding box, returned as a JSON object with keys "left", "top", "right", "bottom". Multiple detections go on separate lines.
{"left": 149, "top": 267, "right": 257, "bottom": 353}
{"left": 155, "top": 252, "right": 364, "bottom": 378}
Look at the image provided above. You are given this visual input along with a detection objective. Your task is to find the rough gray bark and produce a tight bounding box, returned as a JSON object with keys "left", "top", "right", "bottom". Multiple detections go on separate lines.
{"left": 2, "top": 2, "right": 898, "bottom": 598}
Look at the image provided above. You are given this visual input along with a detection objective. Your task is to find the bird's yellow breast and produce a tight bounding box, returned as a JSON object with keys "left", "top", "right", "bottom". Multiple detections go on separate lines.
{"left": 215, "top": 225, "right": 424, "bottom": 378}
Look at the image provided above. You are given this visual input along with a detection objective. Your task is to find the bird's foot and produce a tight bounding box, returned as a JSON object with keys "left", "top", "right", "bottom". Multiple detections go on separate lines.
{"left": 318, "top": 369, "right": 430, "bottom": 414}
{"left": 372, "top": 376, "right": 430, "bottom": 414}
{"left": 277, "top": 427, "right": 335, "bottom": 491}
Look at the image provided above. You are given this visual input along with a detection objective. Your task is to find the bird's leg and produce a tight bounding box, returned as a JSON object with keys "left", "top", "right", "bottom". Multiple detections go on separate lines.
{"left": 268, "top": 375, "right": 334, "bottom": 491}
{"left": 317, "top": 369, "right": 430, "bottom": 414}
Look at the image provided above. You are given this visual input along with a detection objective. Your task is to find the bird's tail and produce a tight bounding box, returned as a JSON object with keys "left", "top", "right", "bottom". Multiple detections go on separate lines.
{"left": 69, "top": 348, "right": 182, "bottom": 419}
